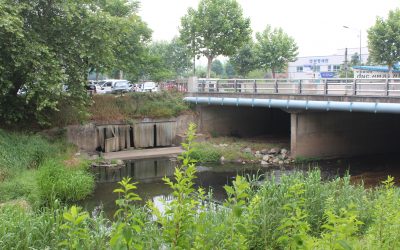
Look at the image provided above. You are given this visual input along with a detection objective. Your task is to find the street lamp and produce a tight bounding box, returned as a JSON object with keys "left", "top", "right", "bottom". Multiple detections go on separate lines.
{"left": 343, "top": 26, "right": 362, "bottom": 64}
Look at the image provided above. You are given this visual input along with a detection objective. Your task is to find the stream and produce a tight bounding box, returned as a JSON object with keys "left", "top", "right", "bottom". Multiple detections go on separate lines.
{"left": 81, "top": 154, "right": 400, "bottom": 217}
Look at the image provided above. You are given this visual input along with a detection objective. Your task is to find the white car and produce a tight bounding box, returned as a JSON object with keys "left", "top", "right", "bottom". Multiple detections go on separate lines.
{"left": 96, "top": 80, "right": 130, "bottom": 94}
{"left": 138, "top": 81, "right": 158, "bottom": 92}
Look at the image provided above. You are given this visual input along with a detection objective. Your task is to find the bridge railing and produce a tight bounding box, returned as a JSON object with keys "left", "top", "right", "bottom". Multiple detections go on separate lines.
{"left": 196, "top": 78, "right": 400, "bottom": 97}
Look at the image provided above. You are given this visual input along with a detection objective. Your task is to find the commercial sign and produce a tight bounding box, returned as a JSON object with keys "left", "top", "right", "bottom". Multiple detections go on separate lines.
{"left": 320, "top": 72, "right": 335, "bottom": 78}
{"left": 353, "top": 69, "right": 400, "bottom": 78}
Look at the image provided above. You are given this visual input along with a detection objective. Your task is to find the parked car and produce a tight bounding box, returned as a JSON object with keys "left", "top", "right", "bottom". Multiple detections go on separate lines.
{"left": 138, "top": 81, "right": 158, "bottom": 92}
{"left": 111, "top": 81, "right": 131, "bottom": 94}
{"left": 96, "top": 79, "right": 130, "bottom": 94}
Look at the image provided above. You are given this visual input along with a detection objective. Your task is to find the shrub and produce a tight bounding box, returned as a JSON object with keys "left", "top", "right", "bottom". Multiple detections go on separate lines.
{"left": 37, "top": 159, "right": 94, "bottom": 203}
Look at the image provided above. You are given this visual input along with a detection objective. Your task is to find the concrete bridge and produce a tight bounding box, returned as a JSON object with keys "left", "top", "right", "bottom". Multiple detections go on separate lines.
{"left": 184, "top": 78, "right": 400, "bottom": 158}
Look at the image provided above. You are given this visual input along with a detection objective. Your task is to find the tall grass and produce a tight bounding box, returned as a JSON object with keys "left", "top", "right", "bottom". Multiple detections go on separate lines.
{"left": 37, "top": 159, "right": 95, "bottom": 204}
{"left": 0, "top": 130, "right": 54, "bottom": 180}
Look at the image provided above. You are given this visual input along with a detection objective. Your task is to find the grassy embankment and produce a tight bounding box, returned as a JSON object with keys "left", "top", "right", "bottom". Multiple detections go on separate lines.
{"left": 0, "top": 129, "right": 94, "bottom": 208}
{"left": 89, "top": 91, "right": 191, "bottom": 122}
{"left": 1, "top": 124, "right": 400, "bottom": 249}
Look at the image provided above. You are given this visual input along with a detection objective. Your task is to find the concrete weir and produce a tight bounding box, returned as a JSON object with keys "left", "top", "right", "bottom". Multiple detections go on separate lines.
{"left": 66, "top": 114, "right": 198, "bottom": 153}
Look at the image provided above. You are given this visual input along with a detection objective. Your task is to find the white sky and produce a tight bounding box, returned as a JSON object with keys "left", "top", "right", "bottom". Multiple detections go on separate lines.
{"left": 139, "top": 0, "right": 399, "bottom": 57}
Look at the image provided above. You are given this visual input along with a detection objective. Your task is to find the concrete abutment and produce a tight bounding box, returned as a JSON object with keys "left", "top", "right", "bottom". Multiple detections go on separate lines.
{"left": 291, "top": 111, "right": 400, "bottom": 158}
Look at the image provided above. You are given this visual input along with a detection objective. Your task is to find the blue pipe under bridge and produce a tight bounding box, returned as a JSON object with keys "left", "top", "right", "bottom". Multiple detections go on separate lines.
{"left": 184, "top": 96, "right": 400, "bottom": 114}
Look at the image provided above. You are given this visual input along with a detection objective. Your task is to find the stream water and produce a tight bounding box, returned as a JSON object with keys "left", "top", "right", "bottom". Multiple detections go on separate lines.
{"left": 81, "top": 154, "right": 400, "bottom": 217}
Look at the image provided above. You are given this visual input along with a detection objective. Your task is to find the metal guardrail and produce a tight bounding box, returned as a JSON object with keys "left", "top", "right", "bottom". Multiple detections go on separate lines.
{"left": 196, "top": 78, "right": 400, "bottom": 97}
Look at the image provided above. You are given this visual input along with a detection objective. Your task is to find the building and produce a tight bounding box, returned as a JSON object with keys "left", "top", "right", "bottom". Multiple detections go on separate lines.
{"left": 288, "top": 47, "right": 369, "bottom": 79}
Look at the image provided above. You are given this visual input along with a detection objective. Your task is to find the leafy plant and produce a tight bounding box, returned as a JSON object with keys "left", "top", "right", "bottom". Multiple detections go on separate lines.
{"left": 59, "top": 205, "right": 90, "bottom": 249}
{"left": 110, "top": 177, "right": 144, "bottom": 250}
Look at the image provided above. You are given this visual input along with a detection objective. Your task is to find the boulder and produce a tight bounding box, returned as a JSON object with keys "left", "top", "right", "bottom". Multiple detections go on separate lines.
{"left": 268, "top": 148, "right": 280, "bottom": 154}
{"left": 262, "top": 155, "right": 271, "bottom": 161}
{"left": 255, "top": 153, "right": 263, "bottom": 158}
{"left": 242, "top": 147, "right": 252, "bottom": 153}
{"left": 261, "top": 160, "right": 268, "bottom": 165}
{"left": 280, "top": 148, "right": 288, "bottom": 155}
{"left": 261, "top": 149, "right": 269, "bottom": 154}
{"left": 278, "top": 160, "right": 284, "bottom": 165}
{"left": 272, "top": 158, "right": 280, "bottom": 164}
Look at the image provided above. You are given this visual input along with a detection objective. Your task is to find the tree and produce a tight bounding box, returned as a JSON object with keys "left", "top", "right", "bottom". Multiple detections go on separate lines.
{"left": 0, "top": 0, "right": 151, "bottom": 125}
{"left": 230, "top": 42, "right": 257, "bottom": 78}
{"left": 211, "top": 59, "right": 224, "bottom": 76}
{"left": 144, "top": 38, "right": 193, "bottom": 81}
{"left": 179, "top": 0, "right": 251, "bottom": 78}
{"left": 350, "top": 53, "right": 361, "bottom": 66}
{"left": 224, "top": 61, "right": 236, "bottom": 78}
{"left": 368, "top": 9, "right": 400, "bottom": 77}
{"left": 255, "top": 25, "right": 298, "bottom": 78}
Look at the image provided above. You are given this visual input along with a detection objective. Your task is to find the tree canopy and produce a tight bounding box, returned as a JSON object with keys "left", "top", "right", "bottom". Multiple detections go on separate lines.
{"left": 368, "top": 9, "right": 400, "bottom": 76}
{"left": 211, "top": 59, "right": 224, "bottom": 76}
{"left": 255, "top": 25, "right": 298, "bottom": 78}
{"left": 230, "top": 42, "right": 257, "bottom": 78}
{"left": 0, "top": 0, "right": 151, "bottom": 125}
{"left": 179, "top": 0, "right": 251, "bottom": 78}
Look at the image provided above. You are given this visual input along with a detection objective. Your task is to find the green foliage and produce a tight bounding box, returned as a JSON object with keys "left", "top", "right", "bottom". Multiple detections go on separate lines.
{"left": 364, "top": 176, "right": 400, "bottom": 249}
{"left": 59, "top": 205, "right": 90, "bottom": 249}
{"left": 368, "top": 9, "right": 400, "bottom": 75}
{"left": 211, "top": 59, "right": 225, "bottom": 76}
{"left": 146, "top": 38, "right": 193, "bottom": 81}
{"left": 224, "top": 61, "right": 237, "bottom": 78}
{"left": 149, "top": 123, "right": 203, "bottom": 249}
{"left": 0, "top": 201, "right": 110, "bottom": 249}
{"left": 0, "top": 0, "right": 151, "bottom": 125}
{"left": 110, "top": 177, "right": 145, "bottom": 250}
{"left": 37, "top": 159, "right": 94, "bottom": 204}
{"left": 90, "top": 91, "right": 191, "bottom": 122}
{"left": 180, "top": 0, "right": 251, "bottom": 78}
{"left": 255, "top": 25, "right": 299, "bottom": 78}
{"left": 230, "top": 42, "right": 258, "bottom": 77}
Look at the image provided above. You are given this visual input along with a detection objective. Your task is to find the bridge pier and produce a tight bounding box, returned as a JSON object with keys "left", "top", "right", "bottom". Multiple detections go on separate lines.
{"left": 291, "top": 111, "right": 400, "bottom": 158}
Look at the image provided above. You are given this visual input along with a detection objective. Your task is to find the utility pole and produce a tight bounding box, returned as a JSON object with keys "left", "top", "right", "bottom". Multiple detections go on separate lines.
{"left": 344, "top": 48, "right": 348, "bottom": 79}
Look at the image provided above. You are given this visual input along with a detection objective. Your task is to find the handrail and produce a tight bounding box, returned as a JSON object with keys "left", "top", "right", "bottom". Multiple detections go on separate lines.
{"left": 194, "top": 78, "right": 400, "bottom": 97}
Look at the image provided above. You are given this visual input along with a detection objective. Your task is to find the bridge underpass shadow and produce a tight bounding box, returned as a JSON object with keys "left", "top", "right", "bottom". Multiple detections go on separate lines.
{"left": 197, "top": 105, "right": 290, "bottom": 143}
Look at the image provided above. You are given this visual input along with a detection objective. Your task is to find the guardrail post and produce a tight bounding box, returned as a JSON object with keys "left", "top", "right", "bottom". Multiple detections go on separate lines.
{"left": 216, "top": 80, "right": 219, "bottom": 92}
{"left": 234, "top": 79, "right": 238, "bottom": 93}
{"left": 386, "top": 78, "right": 390, "bottom": 96}
{"left": 353, "top": 79, "right": 357, "bottom": 96}
{"left": 324, "top": 79, "right": 328, "bottom": 95}
{"left": 274, "top": 79, "right": 278, "bottom": 93}
{"left": 253, "top": 79, "right": 257, "bottom": 93}
{"left": 298, "top": 80, "right": 302, "bottom": 94}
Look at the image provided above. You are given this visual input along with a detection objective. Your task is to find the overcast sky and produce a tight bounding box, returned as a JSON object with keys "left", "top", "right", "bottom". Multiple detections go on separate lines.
{"left": 139, "top": 0, "right": 399, "bottom": 57}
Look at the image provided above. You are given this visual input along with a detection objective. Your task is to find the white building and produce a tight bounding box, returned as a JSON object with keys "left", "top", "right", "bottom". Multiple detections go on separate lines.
{"left": 288, "top": 47, "right": 369, "bottom": 79}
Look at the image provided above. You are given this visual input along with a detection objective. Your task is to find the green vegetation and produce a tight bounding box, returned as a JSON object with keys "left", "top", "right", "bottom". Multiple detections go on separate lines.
{"left": 0, "top": 0, "right": 151, "bottom": 125}
{"left": 90, "top": 91, "right": 191, "bottom": 122}
{"left": 0, "top": 129, "right": 94, "bottom": 207}
{"left": 255, "top": 25, "right": 299, "bottom": 79}
{"left": 1, "top": 124, "right": 400, "bottom": 248}
{"left": 180, "top": 0, "right": 252, "bottom": 78}
{"left": 191, "top": 137, "right": 286, "bottom": 163}
{"left": 368, "top": 8, "right": 400, "bottom": 76}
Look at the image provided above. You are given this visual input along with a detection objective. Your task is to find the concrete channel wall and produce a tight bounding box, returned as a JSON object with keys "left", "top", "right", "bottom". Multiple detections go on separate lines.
{"left": 67, "top": 114, "right": 198, "bottom": 152}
